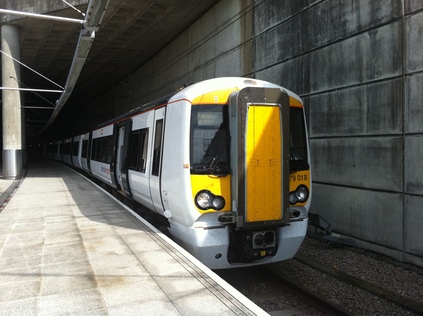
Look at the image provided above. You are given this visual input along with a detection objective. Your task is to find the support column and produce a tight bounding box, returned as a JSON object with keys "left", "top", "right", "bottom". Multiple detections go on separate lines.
{"left": 1, "top": 24, "right": 22, "bottom": 179}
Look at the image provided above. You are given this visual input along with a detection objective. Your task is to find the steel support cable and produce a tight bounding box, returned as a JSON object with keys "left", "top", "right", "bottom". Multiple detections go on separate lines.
{"left": 9, "top": 76, "right": 56, "bottom": 107}
{"left": 61, "top": 0, "right": 86, "bottom": 17}
{"left": 0, "top": 49, "right": 64, "bottom": 90}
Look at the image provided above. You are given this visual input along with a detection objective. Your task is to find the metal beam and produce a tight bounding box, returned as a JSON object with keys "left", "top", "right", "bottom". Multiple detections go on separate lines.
{"left": 0, "top": 9, "right": 84, "bottom": 24}
{"left": 22, "top": 106, "right": 55, "bottom": 110}
{"left": 0, "top": 87, "right": 63, "bottom": 93}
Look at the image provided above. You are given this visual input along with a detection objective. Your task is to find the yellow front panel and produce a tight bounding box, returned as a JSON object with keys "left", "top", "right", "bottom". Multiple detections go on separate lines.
{"left": 246, "top": 105, "right": 282, "bottom": 222}
{"left": 190, "top": 175, "right": 232, "bottom": 213}
{"left": 289, "top": 170, "right": 311, "bottom": 206}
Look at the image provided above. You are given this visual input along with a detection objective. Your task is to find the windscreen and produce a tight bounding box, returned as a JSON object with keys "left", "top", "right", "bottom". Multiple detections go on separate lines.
{"left": 190, "top": 104, "right": 230, "bottom": 175}
{"left": 290, "top": 107, "right": 309, "bottom": 172}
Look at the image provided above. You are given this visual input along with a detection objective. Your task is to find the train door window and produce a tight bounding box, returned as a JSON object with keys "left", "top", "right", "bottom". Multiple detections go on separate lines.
{"left": 152, "top": 120, "right": 163, "bottom": 176}
{"left": 82, "top": 140, "right": 88, "bottom": 158}
{"left": 128, "top": 131, "right": 140, "bottom": 170}
{"left": 290, "top": 108, "right": 309, "bottom": 171}
{"left": 129, "top": 128, "right": 149, "bottom": 173}
{"left": 73, "top": 141, "right": 79, "bottom": 156}
{"left": 92, "top": 138, "right": 100, "bottom": 161}
{"left": 139, "top": 129, "right": 148, "bottom": 173}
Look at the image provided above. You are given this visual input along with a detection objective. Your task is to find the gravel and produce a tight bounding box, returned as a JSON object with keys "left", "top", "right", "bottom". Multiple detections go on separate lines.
{"left": 267, "top": 237, "right": 423, "bottom": 315}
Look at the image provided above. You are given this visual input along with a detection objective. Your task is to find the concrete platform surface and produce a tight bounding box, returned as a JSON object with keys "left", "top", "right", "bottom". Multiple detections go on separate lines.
{"left": 0, "top": 158, "right": 267, "bottom": 315}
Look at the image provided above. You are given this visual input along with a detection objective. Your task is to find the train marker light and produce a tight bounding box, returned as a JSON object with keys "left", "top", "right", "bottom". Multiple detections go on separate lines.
{"left": 212, "top": 196, "right": 225, "bottom": 209}
{"left": 289, "top": 185, "right": 309, "bottom": 205}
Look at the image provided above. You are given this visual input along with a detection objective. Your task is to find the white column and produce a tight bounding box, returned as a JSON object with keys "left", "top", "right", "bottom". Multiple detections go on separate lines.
{"left": 2, "top": 24, "right": 22, "bottom": 179}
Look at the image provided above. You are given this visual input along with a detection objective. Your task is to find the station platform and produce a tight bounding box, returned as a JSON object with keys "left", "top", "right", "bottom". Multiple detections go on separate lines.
{"left": 0, "top": 158, "right": 266, "bottom": 315}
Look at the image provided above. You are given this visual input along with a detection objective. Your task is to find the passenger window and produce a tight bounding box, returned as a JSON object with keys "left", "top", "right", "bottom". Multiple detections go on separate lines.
{"left": 152, "top": 120, "right": 163, "bottom": 176}
{"left": 92, "top": 136, "right": 113, "bottom": 163}
{"left": 128, "top": 129, "right": 149, "bottom": 173}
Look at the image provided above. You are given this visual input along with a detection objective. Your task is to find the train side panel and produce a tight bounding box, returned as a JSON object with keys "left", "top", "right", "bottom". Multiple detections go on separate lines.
{"left": 90, "top": 125, "right": 115, "bottom": 187}
{"left": 80, "top": 133, "right": 91, "bottom": 173}
{"left": 72, "top": 135, "right": 83, "bottom": 169}
{"left": 127, "top": 110, "right": 156, "bottom": 211}
{"left": 53, "top": 141, "right": 61, "bottom": 161}
{"left": 148, "top": 108, "right": 166, "bottom": 214}
{"left": 62, "top": 138, "right": 72, "bottom": 165}
{"left": 160, "top": 100, "right": 197, "bottom": 225}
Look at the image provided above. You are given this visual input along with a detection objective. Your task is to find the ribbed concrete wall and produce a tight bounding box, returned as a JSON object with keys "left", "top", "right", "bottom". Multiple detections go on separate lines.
{"left": 86, "top": 0, "right": 423, "bottom": 266}
{"left": 254, "top": 0, "right": 422, "bottom": 266}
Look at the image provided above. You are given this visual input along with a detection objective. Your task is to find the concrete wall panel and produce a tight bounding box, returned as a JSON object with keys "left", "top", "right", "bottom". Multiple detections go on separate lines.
{"left": 214, "top": 6, "right": 242, "bottom": 56}
{"left": 311, "top": 137, "right": 403, "bottom": 192}
{"left": 310, "top": 22, "right": 402, "bottom": 93}
{"left": 406, "top": 74, "right": 423, "bottom": 134}
{"left": 188, "top": 38, "right": 215, "bottom": 73}
{"left": 405, "top": 0, "right": 423, "bottom": 14}
{"left": 310, "top": 79, "right": 403, "bottom": 137}
{"left": 405, "top": 195, "right": 423, "bottom": 255}
{"left": 254, "top": 0, "right": 295, "bottom": 35}
{"left": 254, "top": 22, "right": 294, "bottom": 71}
{"left": 215, "top": 48, "right": 243, "bottom": 77}
{"left": 308, "top": 0, "right": 400, "bottom": 48}
{"left": 187, "top": 8, "right": 215, "bottom": 48}
{"left": 255, "top": 55, "right": 310, "bottom": 96}
{"left": 167, "top": 32, "right": 188, "bottom": 67}
{"left": 189, "top": 63, "right": 216, "bottom": 84}
{"left": 405, "top": 135, "right": 423, "bottom": 195}
{"left": 214, "top": 0, "right": 241, "bottom": 32}
{"left": 312, "top": 183, "right": 403, "bottom": 249}
{"left": 405, "top": 11, "right": 423, "bottom": 73}
{"left": 187, "top": 10, "right": 216, "bottom": 72}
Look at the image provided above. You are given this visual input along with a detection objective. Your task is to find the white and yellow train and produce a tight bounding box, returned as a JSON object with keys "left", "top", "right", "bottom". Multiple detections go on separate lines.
{"left": 44, "top": 77, "right": 311, "bottom": 269}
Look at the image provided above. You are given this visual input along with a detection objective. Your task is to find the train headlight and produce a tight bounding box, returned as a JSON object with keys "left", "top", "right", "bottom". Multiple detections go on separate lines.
{"left": 289, "top": 185, "right": 309, "bottom": 205}
{"left": 195, "top": 190, "right": 225, "bottom": 210}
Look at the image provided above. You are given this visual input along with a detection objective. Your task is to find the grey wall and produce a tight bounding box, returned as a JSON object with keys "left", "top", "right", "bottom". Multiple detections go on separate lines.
{"left": 85, "top": 0, "right": 423, "bottom": 267}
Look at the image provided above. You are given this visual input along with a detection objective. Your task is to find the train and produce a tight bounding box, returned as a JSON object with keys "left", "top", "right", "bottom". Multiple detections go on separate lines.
{"left": 41, "top": 77, "right": 312, "bottom": 269}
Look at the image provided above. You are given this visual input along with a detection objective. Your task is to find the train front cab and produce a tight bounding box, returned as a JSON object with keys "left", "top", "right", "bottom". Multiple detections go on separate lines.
{"left": 176, "top": 85, "right": 311, "bottom": 269}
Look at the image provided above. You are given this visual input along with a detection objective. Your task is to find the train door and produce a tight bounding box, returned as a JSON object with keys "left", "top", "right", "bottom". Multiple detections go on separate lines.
{"left": 229, "top": 87, "right": 290, "bottom": 228}
{"left": 113, "top": 120, "right": 132, "bottom": 195}
{"left": 149, "top": 107, "right": 166, "bottom": 214}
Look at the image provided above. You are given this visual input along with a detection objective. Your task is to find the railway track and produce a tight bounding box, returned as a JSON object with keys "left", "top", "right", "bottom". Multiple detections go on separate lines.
{"left": 216, "top": 265, "right": 350, "bottom": 315}
{"left": 216, "top": 244, "right": 423, "bottom": 315}
{"left": 263, "top": 265, "right": 352, "bottom": 315}
{"left": 291, "top": 252, "right": 423, "bottom": 315}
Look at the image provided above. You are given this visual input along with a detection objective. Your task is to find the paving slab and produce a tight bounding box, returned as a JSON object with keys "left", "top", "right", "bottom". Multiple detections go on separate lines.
{"left": 0, "top": 158, "right": 267, "bottom": 315}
